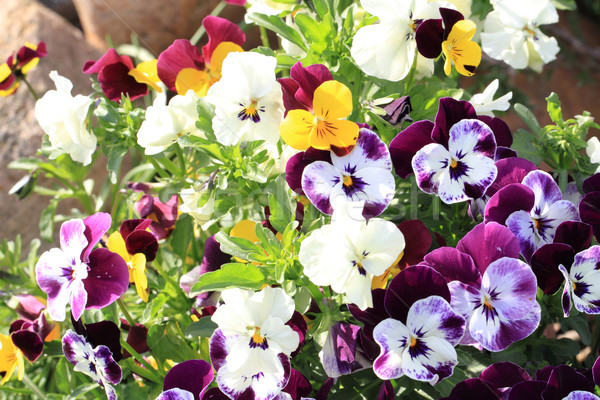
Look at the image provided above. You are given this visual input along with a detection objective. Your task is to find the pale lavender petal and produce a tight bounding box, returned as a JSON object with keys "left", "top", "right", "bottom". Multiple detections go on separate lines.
{"left": 331, "top": 129, "right": 392, "bottom": 173}
{"left": 559, "top": 264, "right": 573, "bottom": 317}
{"left": 104, "top": 384, "right": 118, "bottom": 400}
{"left": 412, "top": 143, "right": 450, "bottom": 195}
{"left": 540, "top": 200, "right": 580, "bottom": 239}
{"left": 350, "top": 167, "right": 395, "bottom": 218}
{"left": 522, "top": 170, "right": 562, "bottom": 216}
{"left": 373, "top": 318, "right": 409, "bottom": 380}
{"left": 209, "top": 329, "right": 230, "bottom": 372}
{"left": 567, "top": 246, "right": 600, "bottom": 315}
{"left": 62, "top": 330, "right": 91, "bottom": 366}
{"left": 563, "top": 391, "right": 600, "bottom": 400}
{"left": 482, "top": 258, "right": 538, "bottom": 321}
{"left": 82, "top": 212, "right": 112, "bottom": 262}
{"left": 156, "top": 389, "right": 195, "bottom": 400}
{"left": 406, "top": 296, "right": 465, "bottom": 346}
{"left": 438, "top": 153, "right": 497, "bottom": 203}
{"left": 447, "top": 119, "right": 496, "bottom": 159}
{"left": 506, "top": 210, "right": 539, "bottom": 261}
{"left": 319, "top": 322, "right": 364, "bottom": 378}
{"left": 94, "top": 345, "right": 122, "bottom": 385}
{"left": 36, "top": 248, "right": 71, "bottom": 321}
{"left": 69, "top": 278, "right": 88, "bottom": 321}
{"left": 302, "top": 161, "right": 340, "bottom": 214}
{"left": 401, "top": 334, "right": 458, "bottom": 384}
{"left": 447, "top": 281, "right": 480, "bottom": 346}
{"left": 60, "top": 219, "right": 88, "bottom": 263}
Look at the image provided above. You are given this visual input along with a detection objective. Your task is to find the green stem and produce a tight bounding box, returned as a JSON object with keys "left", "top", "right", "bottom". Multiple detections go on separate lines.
{"left": 148, "top": 158, "right": 170, "bottom": 178}
{"left": 259, "top": 25, "right": 271, "bottom": 48}
{"left": 20, "top": 77, "right": 39, "bottom": 101}
{"left": 403, "top": 47, "right": 419, "bottom": 94}
{"left": 21, "top": 374, "right": 47, "bottom": 400}
{"left": 120, "top": 339, "right": 164, "bottom": 382}
{"left": 190, "top": 1, "right": 227, "bottom": 45}
{"left": 174, "top": 144, "right": 187, "bottom": 176}
{"left": 116, "top": 299, "right": 135, "bottom": 327}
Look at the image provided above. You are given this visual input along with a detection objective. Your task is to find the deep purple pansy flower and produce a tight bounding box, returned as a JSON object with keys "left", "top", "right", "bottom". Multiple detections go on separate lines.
{"left": 62, "top": 330, "right": 122, "bottom": 400}
{"left": 83, "top": 48, "right": 148, "bottom": 102}
{"left": 302, "top": 128, "right": 395, "bottom": 218}
{"left": 485, "top": 170, "right": 580, "bottom": 261}
{"left": 580, "top": 173, "right": 600, "bottom": 242}
{"left": 319, "top": 321, "right": 370, "bottom": 378}
{"left": 7, "top": 319, "right": 44, "bottom": 365}
{"left": 35, "top": 212, "right": 129, "bottom": 321}
{"left": 415, "top": 8, "right": 465, "bottom": 60}
{"left": 154, "top": 359, "right": 214, "bottom": 400}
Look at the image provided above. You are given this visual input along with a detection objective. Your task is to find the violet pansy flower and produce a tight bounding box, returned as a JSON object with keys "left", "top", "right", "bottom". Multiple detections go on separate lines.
{"left": 62, "top": 330, "right": 122, "bottom": 400}
{"left": 485, "top": 170, "right": 579, "bottom": 261}
{"left": 35, "top": 213, "right": 129, "bottom": 321}
{"left": 302, "top": 128, "right": 395, "bottom": 218}
{"left": 559, "top": 246, "right": 600, "bottom": 317}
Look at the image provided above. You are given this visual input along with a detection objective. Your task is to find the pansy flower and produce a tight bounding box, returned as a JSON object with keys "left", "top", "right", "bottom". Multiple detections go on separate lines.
{"left": 62, "top": 330, "right": 122, "bottom": 400}
{"left": 128, "top": 59, "right": 163, "bottom": 92}
{"left": 83, "top": 48, "right": 148, "bottom": 102}
{"left": 301, "top": 128, "right": 395, "bottom": 218}
{"left": 350, "top": 0, "right": 452, "bottom": 81}
{"left": 416, "top": 8, "right": 481, "bottom": 76}
{"left": 319, "top": 322, "right": 370, "bottom": 378}
{"left": 579, "top": 173, "right": 600, "bottom": 242}
{"left": 108, "top": 219, "right": 158, "bottom": 302}
{"left": 205, "top": 52, "right": 284, "bottom": 146}
{"left": 485, "top": 170, "right": 579, "bottom": 261}
{"left": 155, "top": 359, "right": 214, "bottom": 400}
{"left": 35, "top": 213, "right": 129, "bottom": 321}
{"left": 209, "top": 286, "right": 300, "bottom": 400}
{"left": 469, "top": 79, "right": 513, "bottom": 117}
{"left": 279, "top": 62, "right": 358, "bottom": 151}
{"left": 373, "top": 266, "right": 465, "bottom": 384}
{"left": 423, "top": 222, "right": 540, "bottom": 351}
{"left": 298, "top": 201, "right": 405, "bottom": 310}
{"left": 559, "top": 246, "right": 600, "bottom": 317}
{"left": 0, "top": 42, "right": 47, "bottom": 96}
{"left": 129, "top": 183, "right": 179, "bottom": 240}
{"left": 157, "top": 16, "right": 245, "bottom": 97}
{"left": 0, "top": 322, "right": 44, "bottom": 385}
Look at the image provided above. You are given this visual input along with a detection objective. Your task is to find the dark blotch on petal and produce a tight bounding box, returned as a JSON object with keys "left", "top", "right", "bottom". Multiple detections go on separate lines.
{"left": 415, "top": 19, "right": 444, "bottom": 59}
{"left": 389, "top": 120, "right": 435, "bottom": 178}
{"left": 163, "top": 359, "right": 214, "bottom": 400}
{"left": 531, "top": 243, "right": 574, "bottom": 294}
{"left": 282, "top": 368, "right": 312, "bottom": 400}
{"left": 85, "top": 320, "right": 122, "bottom": 362}
{"left": 480, "top": 361, "right": 531, "bottom": 389}
{"left": 11, "top": 330, "right": 43, "bottom": 362}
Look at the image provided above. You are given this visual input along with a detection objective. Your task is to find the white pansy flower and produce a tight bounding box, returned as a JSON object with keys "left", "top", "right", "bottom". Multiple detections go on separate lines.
{"left": 469, "top": 79, "right": 513, "bottom": 116}
{"left": 205, "top": 52, "right": 284, "bottom": 146}
{"left": 210, "top": 287, "right": 300, "bottom": 400}
{"left": 430, "top": 0, "right": 471, "bottom": 18}
{"left": 137, "top": 89, "right": 200, "bottom": 155}
{"left": 481, "top": 0, "right": 559, "bottom": 72}
{"left": 298, "top": 201, "right": 405, "bottom": 310}
{"left": 34, "top": 71, "right": 96, "bottom": 165}
{"left": 351, "top": 0, "right": 454, "bottom": 82}
{"left": 587, "top": 136, "right": 600, "bottom": 173}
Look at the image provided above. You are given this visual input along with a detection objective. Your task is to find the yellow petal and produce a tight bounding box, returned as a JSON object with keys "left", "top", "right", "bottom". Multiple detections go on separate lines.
{"left": 0, "top": 83, "right": 19, "bottom": 97}
{"left": 442, "top": 20, "right": 481, "bottom": 77}
{"left": 129, "top": 60, "right": 163, "bottom": 92}
{"left": 20, "top": 58, "right": 39, "bottom": 75}
{"left": 230, "top": 220, "right": 260, "bottom": 243}
{"left": 131, "top": 253, "right": 148, "bottom": 302}
{"left": 0, "top": 334, "right": 18, "bottom": 385}
{"left": 308, "top": 119, "right": 359, "bottom": 150}
{"left": 175, "top": 68, "right": 212, "bottom": 97}
{"left": 371, "top": 267, "right": 391, "bottom": 290}
{"left": 313, "top": 80, "right": 353, "bottom": 120}
{"left": 16, "top": 352, "right": 23, "bottom": 382}
{"left": 453, "top": 41, "right": 481, "bottom": 76}
{"left": 447, "top": 20, "right": 476, "bottom": 44}
{"left": 210, "top": 42, "right": 243, "bottom": 78}
{"left": 0, "top": 64, "right": 12, "bottom": 81}
{"left": 107, "top": 232, "right": 130, "bottom": 263}
{"left": 280, "top": 109, "right": 315, "bottom": 150}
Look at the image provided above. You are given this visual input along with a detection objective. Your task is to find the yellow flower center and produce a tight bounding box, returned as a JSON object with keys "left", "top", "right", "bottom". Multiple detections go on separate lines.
{"left": 343, "top": 175, "right": 353, "bottom": 187}
{"left": 409, "top": 336, "right": 418, "bottom": 347}
{"left": 450, "top": 158, "right": 458, "bottom": 168}
{"left": 251, "top": 327, "right": 265, "bottom": 344}
{"left": 483, "top": 296, "right": 493, "bottom": 310}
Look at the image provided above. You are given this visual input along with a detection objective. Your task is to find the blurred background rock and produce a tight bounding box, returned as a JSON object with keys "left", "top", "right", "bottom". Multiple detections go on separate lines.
{"left": 0, "top": 0, "right": 599, "bottom": 246}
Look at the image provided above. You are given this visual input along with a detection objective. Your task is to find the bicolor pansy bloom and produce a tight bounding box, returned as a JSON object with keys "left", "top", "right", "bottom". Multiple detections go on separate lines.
{"left": 204, "top": 52, "right": 284, "bottom": 146}
{"left": 301, "top": 128, "right": 395, "bottom": 218}
{"left": 319, "top": 322, "right": 368, "bottom": 378}
{"left": 485, "top": 169, "right": 579, "bottom": 261}
{"left": 559, "top": 246, "right": 600, "bottom": 317}
{"left": 209, "top": 287, "right": 300, "bottom": 400}
{"left": 157, "top": 16, "right": 244, "bottom": 97}
{"left": 298, "top": 202, "right": 405, "bottom": 310}
{"left": 412, "top": 118, "right": 497, "bottom": 204}
{"left": 35, "top": 213, "right": 130, "bottom": 321}
{"left": 154, "top": 359, "right": 214, "bottom": 400}
{"left": 0, "top": 321, "right": 44, "bottom": 385}
{"left": 373, "top": 295, "right": 465, "bottom": 384}
{"left": 0, "top": 42, "right": 47, "bottom": 96}
{"left": 62, "top": 330, "right": 122, "bottom": 400}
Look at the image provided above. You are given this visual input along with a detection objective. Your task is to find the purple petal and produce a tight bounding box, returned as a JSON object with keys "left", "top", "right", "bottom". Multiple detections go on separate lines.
{"left": 407, "top": 296, "right": 465, "bottom": 346}
{"left": 559, "top": 264, "right": 573, "bottom": 317}
{"left": 62, "top": 330, "right": 92, "bottom": 365}
{"left": 287, "top": 312, "right": 308, "bottom": 358}
{"left": 120, "top": 218, "right": 152, "bottom": 238}
{"left": 384, "top": 266, "right": 450, "bottom": 323}
{"left": 332, "top": 129, "right": 392, "bottom": 172}
{"left": 397, "top": 220, "right": 432, "bottom": 268}
{"left": 82, "top": 213, "right": 112, "bottom": 262}
{"left": 442, "top": 378, "right": 500, "bottom": 400}
{"left": 381, "top": 96, "right": 412, "bottom": 126}
{"left": 564, "top": 391, "right": 600, "bottom": 400}
{"left": 457, "top": 222, "right": 520, "bottom": 276}
{"left": 11, "top": 330, "right": 43, "bottom": 362}
{"left": 35, "top": 248, "right": 71, "bottom": 321}
{"left": 156, "top": 389, "right": 195, "bottom": 400}
{"left": 60, "top": 219, "right": 88, "bottom": 263}
{"left": 448, "top": 119, "right": 496, "bottom": 159}
{"left": 567, "top": 246, "right": 600, "bottom": 315}
{"left": 522, "top": 170, "right": 562, "bottom": 214}
{"left": 373, "top": 318, "right": 409, "bottom": 380}
{"left": 543, "top": 364, "right": 595, "bottom": 400}
{"left": 484, "top": 183, "right": 535, "bottom": 225}
{"left": 580, "top": 192, "right": 600, "bottom": 242}
{"left": 285, "top": 148, "right": 331, "bottom": 195}
{"left": 94, "top": 344, "right": 122, "bottom": 385}
{"left": 477, "top": 115, "right": 513, "bottom": 148}
{"left": 412, "top": 142, "right": 449, "bottom": 195}
{"left": 85, "top": 321, "right": 122, "bottom": 362}
{"left": 530, "top": 243, "right": 575, "bottom": 294}
{"left": 389, "top": 120, "right": 435, "bottom": 178}
{"left": 302, "top": 161, "right": 339, "bottom": 214}
{"left": 209, "top": 328, "right": 229, "bottom": 372}
{"left": 290, "top": 62, "right": 332, "bottom": 110}
{"left": 486, "top": 157, "right": 537, "bottom": 199}
{"left": 202, "top": 388, "right": 230, "bottom": 400}
{"left": 479, "top": 361, "right": 531, "bottom": 389}
{"left": 593, "top": 354, "right": 600, "bottom": 387}
{"left": 319, "top": 322, "right": 364, "bottom": 378}
{"left": 163, "top": 359, "right": 214, "bottom": 400}
{"left": 553, "top": 221, "right": 593, "bottom": 253}
{"left": 83, "top": 248, "right": 129, "bottom": 310}
{"left": 282, "top": 369, "right": 312, "bottom": 399}
{"left": 431, "top": 98, "right": 477, "bottom": 148}
{"left": 377, "top": 380, "right": 394, "bottom": 400}
{"left": 583, "top": 173, "right": 600, "bottom": 194}
{"left": 506, "top": 380, "right": 547, "bottom": 400}
{"left": 415, "top": 19, "right": 444, "bottom": 58}
{"left": 315, "top": 378, "right": 334, "bottom": 400}
{"left": 447, "top": 281, "right": 480, "bottom": 346}
{"left": 15, "top": 294, "right": 46, "bottom": 321}
{"left": 125, "top": 230, "right": 159, "bottom": 262}
{"left": 421, "top": 247, "right": 480, "bottom": 286}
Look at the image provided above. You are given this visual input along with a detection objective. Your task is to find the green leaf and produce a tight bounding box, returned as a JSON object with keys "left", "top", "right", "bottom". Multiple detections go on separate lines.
{"left": 546, "top": 92, "right": 563, "bottom": 125}
{"left": 551, "top": 0, "right": 576, "bottom": 10}
{"left": 195, "top": 98, "right": 215, "bottom": 135}
{"left": 170, "top": 213, "right": 193, "bottom": 261}
{"left": 147, "top": 322, "right": 197, "bottom": 363}
{"left": 40, "top": 199, "right": 58, "bottom": 242}
{"left": 247, "top": 13, "right": 308, "bottom": 51}
{"left": 141, "top": 293, "right": 168, "bottom": 324}
{"left": 512, "top": 128, "right": 542, "bottom": 165}
{"left": 215, "top": 231, "right": 269, "bottom": 263}
{"left": 268, "top": 190, "right": 295, "bottom": 234}
{"left": 189, "top": 263, "right": 265, "bottom": 296}
{"left": 185, "top": 318, "right": 218, "bottom": 338}
{"left": 514, "top": 103, "right": 543, "bottom": 134}
{"left": 107, "top": 146, "right": 128, "bottom": 184}
{"left": 241, "top": 162, "right": 268, "bottom": 183}
{"left": 66, "top": 384, "right": 100, "bottom": 400}
{"left": 562, "top": 312, "right": 592, "bottom": 345}
{"left": 294, "top": 13, "right": 332, "bottom": 53}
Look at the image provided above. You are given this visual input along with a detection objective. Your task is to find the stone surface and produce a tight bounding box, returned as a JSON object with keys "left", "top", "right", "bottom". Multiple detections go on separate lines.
{"left": 0, "top": 0, "right": 101, "bottom": 245}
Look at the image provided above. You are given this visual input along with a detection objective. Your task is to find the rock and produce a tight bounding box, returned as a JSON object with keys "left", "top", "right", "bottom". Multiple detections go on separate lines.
{"left": 0, "top": 0, "right": 101, "bottom": 245}
{"left": 36, "top": 0, "right": 79, "bottom": 25}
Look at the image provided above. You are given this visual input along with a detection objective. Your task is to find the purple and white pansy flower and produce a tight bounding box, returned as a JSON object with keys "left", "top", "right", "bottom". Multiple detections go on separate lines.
{"left": 301, "top": 128, "right": 395, "bottom": 218}
{"left": 411, "top": 118, "right": 498, "bottom": 204}
{"left": 35, "top": 213, "right": 129, "bottom": 321}
{"left": 373, "top": 266, "right": 466, "bottom": 384}
{"left": 209, "top": 286, "right": 300, "bottom": 400}
{"left": 62, "top": 330, "right": 122, "bottom": 400}
{"left": 559, "top": 246, "right": 600, "bottom": 317}
{"left": 485, "top": 170, "right": 580, "bottom": 261}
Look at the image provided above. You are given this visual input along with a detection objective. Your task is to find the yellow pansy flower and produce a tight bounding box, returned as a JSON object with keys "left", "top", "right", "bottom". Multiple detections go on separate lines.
{"left": 0, "top": 334, "right": 24, "bottom": 385}
{"left": 108, "top": 232, "right": 149, "bottom": 302}
{"left": 442, "top": 20, "right": 481, "bottom": 76}
{"left": 129, "top": 60, "right": 163, "bottom": 92}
